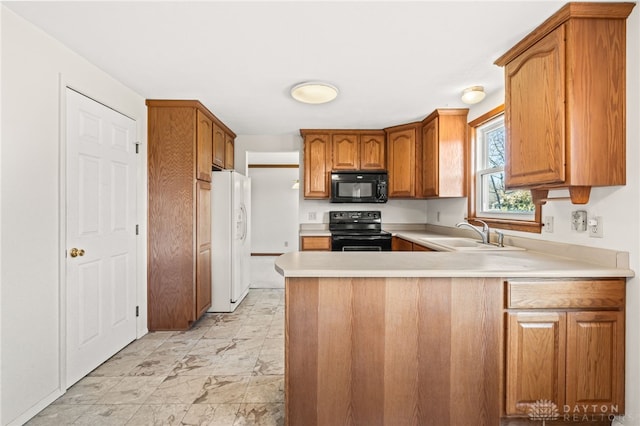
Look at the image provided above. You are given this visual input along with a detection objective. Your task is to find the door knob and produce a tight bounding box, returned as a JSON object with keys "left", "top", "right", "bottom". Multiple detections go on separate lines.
{"left": 69, "top": 248, "right": 85, "bottom": 258}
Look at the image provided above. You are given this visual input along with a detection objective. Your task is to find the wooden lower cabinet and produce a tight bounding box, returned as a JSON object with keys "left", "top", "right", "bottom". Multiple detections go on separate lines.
{"left": 566, "top": 311, "right": 625, "bottom": 413}
{"left": 392, "top": 236, "right": 413, "bottom": 251}
{"left": 392, "top": 236, "right": 434, "bottom": 251}
{"left": 506, "top": 312, "right": 566, "bottom": 415}
{"left": 505, "top": 279, "right": 625, "bottom": 419}
{"left": 286, "top": 276, "right": 502, "bottom": 426}
{"left": 300, "top": 236, "right": 331, "bottom": 251}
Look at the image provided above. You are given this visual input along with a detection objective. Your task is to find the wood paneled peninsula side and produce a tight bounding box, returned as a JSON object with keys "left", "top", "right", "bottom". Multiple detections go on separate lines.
{"left": 275, "top": 250, "right": 632, "bottom": 426}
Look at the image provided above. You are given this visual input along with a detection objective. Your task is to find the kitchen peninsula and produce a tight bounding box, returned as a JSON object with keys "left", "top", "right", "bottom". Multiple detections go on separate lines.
{"left": 276, "top": 248, "right": 632, "bottom": 426}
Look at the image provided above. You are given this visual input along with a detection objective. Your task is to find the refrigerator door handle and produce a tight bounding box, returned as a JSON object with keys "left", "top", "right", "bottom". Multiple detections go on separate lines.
{"left": 239, "top": 204, "right": 247, "bottom": 241}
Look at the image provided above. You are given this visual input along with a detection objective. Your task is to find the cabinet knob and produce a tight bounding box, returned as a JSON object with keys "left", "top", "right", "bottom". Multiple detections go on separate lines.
{"left": 69, "top": 248, "right": 85, "bottom": 258}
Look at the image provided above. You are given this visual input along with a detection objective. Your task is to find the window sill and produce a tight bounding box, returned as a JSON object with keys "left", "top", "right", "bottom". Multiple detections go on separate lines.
{"left": 467, "top": 216, "right": 542, "bottom": 234}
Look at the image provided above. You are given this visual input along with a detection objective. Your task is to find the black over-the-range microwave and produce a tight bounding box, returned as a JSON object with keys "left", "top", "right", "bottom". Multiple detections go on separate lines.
{"left": 330, "top": 171, "right": 388, "bottom": 203}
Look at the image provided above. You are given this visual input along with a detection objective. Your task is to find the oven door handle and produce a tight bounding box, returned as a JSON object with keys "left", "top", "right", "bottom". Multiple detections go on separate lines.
{"left": 332, "top": 235, "right": 387, "bottom": 241}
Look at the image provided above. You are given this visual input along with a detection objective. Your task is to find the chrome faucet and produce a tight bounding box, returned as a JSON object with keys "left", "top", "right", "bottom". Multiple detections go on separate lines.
{"left": 456, "top": 219, "right": 490, "bottom": 244}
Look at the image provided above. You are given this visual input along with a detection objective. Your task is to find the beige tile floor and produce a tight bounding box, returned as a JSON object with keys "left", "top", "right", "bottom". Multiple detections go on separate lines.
{"left": 27, "top": 289, "right": 285, "bottom": 426}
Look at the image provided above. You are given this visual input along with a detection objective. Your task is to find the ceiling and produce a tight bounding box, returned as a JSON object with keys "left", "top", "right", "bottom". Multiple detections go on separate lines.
{"left": 4, "top": 1, "right": 566, "bottom": 135}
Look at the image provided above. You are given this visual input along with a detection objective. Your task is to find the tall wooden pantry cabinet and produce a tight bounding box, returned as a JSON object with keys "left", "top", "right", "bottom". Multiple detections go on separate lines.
{"left": 146, "top": 100, "right": 235, "bottom": 330}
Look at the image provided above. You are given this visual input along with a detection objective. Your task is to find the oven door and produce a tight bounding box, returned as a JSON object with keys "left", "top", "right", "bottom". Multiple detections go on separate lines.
{"left": 331, "top": 234, "right": 392, "bottom": 252}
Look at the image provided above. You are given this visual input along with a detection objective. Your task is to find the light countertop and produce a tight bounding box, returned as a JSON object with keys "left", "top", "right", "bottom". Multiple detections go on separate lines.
{"left": 275, "top": 250, "right": 633, "bottom": 278}
{"left": 285, "top": 227, "right": 634, "bottom": 279}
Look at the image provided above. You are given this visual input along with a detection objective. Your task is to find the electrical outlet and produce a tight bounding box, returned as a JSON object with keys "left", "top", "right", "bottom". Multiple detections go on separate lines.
{"left": 543, "top": 216, "right": 554, "bottom": 233}
{"left": 308, "top": 212, "right": 316, "bottom": 221}
{"left": 571, "top": 210, "right": 587, "bottom": 232}
{"left": 589, "top": 216, "right": 604, "bottom": 238}
{"left": 436, "top": 211, "right": 441, "bottom": 222}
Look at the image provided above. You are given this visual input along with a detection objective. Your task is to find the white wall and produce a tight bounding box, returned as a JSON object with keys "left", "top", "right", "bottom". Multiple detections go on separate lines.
{"left": 247, "top": 161, "right": 299, "bottom": 288}
{"left": 0, "top": 8, "right": 147, "bottom": 425}
{"left": 427, "top": 7, "right": 640, "bottom": 422}
{"left": 248, "top": 167, "right": 300, "bottom": 253}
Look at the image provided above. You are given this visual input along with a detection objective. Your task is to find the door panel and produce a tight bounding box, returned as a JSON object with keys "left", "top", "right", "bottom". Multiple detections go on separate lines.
{"left": 566, "top": 311, "right": 624, "bottom": 413}
{"left": 506, "top": 311, "right": 566, "bottom": 415}
{"left": 66, "top": 88, "right": 137, "bottom": 386}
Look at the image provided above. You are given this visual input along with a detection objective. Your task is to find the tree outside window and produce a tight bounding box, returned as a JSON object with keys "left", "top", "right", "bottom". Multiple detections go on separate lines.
{"left": 478, "top": 117, "right": 534, "bottom": 215}
{"left": 468, "top": 105, "right": 541, "bottom": 233}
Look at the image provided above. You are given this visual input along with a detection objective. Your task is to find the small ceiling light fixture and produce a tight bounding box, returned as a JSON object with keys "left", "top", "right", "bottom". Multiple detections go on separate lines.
{"left": 461, "top": 86, "right": 486, "bottom": 105}
{"left": 291, "top": 81, "right": 339, "bottom": 104}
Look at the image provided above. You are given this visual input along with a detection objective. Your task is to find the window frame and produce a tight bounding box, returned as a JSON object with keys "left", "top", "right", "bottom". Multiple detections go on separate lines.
{"left": 466, "top": 105, "right": 542, "bottom": 233}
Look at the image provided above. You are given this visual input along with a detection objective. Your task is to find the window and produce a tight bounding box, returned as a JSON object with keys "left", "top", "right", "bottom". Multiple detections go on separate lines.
{"left": 468, "top": 105, "right": 541, "bottom": 233}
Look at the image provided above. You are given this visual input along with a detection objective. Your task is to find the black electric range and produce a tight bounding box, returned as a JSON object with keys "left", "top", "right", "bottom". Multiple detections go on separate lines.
{"left": 329, "top": 210, "right": 392, "bottom": 252}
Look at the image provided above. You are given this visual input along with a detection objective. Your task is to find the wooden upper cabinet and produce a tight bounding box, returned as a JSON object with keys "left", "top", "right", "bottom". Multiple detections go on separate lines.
{"left": 225, "top": 132, "right": 235, "bottom": 170}
{"left": 386, "top": 124, "right": 418, "bottom": 198}
{"left": 330, "top": 131, "right": 386, "bottom": 171}
{"left": 212, "top": 123, "right": 225, "bottom": 169}
{"left": 196, "top": 110, "right": 213, "bottom": 182}
{"left": 331, "top": 133, "right": 359, "bottom": 170}
{"left": 302, "top": 129, "right": 386, "bottom": 198}
{"left": 302, "top": 132, "right": 331, "bottom": 198}
{"left": 419, "top": 109, "right": 468, "bottom": 198}
{"left": 503, "top": 26, "right": 566, "bottom": 189}
{"left": 495, "top": 3, "right": 634, "bottom": 204}
{"left": 360, "top": 133, "right": 386, "bottom": 170}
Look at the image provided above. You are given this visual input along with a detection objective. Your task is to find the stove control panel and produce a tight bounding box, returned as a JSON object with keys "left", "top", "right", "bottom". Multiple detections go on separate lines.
{"left": 330, "top": 211, "right": 381, "bottom": 222}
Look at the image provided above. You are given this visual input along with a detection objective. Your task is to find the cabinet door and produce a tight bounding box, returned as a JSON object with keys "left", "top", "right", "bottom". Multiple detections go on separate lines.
{"left": 506, "top": 312, "right": 566, "bottom": 415}
{"left": 196, "top": 180, "right": 212, "bottom": 318}
{"left": 360, "top": 133, "right": 385, "bottom": 170}
{"left": 212, "top": 123, "right": 225, "bottom": 169}
{"left": 225, "top": 133, "right": 235, "bottom": 170}
{"left": 387, "top": 127, "right": 416, "bottom": 197}
{"left": 412, "top": 243, "right": 433, "bottom": 252}
{"left": 391, "top": 237, "right": 413, "bottom": 251}
{"left": 420, "top": 118, "right": 439, "bottom": 197}
{"left": 300, "top": 236, "right": 331, "bottom": 251}
{"left": 505, "top": 25, "right": 566, "bottom": 188}
{"left": 566, "top": 311, "right": 624, "bottom": 413}
{"left": 196, "top": 110, "right": 213, "bottom": 182}
{"left": 304, "top": 133, "right": 331, "bottom": 198}
{"left": 332, "top": 134, "right": 359, "bottom": 170}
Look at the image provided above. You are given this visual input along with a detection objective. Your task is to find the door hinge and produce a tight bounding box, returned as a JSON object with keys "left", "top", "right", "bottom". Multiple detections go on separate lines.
{"left": 135, "top": 224, "right": 139, "bottom": 235}
{"left": 135, "top": 142, "right": 140, "bottom": 154}
{"left": 136, "top": 306, "right": 139, "bottom": 317}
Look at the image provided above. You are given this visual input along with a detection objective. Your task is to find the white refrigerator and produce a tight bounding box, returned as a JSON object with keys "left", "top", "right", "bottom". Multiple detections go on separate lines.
{"left": 209, "top": 170, "right": 251, "bottom": 312}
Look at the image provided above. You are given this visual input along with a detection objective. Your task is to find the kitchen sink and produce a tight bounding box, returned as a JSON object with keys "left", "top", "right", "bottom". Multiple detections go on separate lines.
{"left": 418, "top": 237, "right": 525, "bottom": 252}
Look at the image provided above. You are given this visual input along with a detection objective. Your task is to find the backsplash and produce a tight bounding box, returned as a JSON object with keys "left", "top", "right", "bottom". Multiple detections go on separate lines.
{"left": 299, "top": 198, "right": 428, "bottom": 224}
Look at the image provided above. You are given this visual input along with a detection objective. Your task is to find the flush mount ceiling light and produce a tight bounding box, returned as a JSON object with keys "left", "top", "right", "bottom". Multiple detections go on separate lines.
{"left": 461, "top": 86, "right": 486, "bottom": 105}
{"left": 291, "top": 82, "right": 339, "bottom": 104}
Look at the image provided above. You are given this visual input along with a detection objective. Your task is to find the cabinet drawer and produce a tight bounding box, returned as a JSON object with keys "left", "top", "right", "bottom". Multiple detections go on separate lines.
{"left": 301, "top": 236, "right": 331, "bottom": 251}
{"left": 507, "top": 279, "right": 625, "bottom": 309}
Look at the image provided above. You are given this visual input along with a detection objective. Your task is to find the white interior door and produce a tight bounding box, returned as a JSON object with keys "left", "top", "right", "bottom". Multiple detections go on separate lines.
{"left": 65, "top": 88, "right": 137, "bottom": 386}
